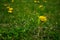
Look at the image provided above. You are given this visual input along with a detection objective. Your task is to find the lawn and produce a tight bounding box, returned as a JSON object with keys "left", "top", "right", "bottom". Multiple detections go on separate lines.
{"left": 0, "top": 0, "right": 60, "bottom": 40}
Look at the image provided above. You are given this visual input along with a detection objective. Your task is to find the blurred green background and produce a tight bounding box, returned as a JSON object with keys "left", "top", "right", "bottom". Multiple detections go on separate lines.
{"left": 0, "top": 0, "right": 60, "bottom": 40}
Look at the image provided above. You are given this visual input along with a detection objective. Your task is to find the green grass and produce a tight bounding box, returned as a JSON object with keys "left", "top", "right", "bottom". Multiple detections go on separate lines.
{"left": 0, "top": 0, "right": 60, "bottom": 40}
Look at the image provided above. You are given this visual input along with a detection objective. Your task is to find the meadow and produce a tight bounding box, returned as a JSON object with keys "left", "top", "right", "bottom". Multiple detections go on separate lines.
{"left": 0, "top": 0, "right": 60, "bottom": 40}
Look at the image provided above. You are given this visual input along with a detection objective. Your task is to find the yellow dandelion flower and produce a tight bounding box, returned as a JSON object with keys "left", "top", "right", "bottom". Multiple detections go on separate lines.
{"left": 39, "top": 16, "right": 47, "bottom": 22}
{"left": 39, "top": 5, "right": 43, "bottom": 8}
{"left": 8, "top": 8, "right": 13, "bottom": 11}
{"left": 12, "top": 0, "right": 14, "bottom": 2}
{"left": 8, "top": 10, "right": 13, "bottom": 13}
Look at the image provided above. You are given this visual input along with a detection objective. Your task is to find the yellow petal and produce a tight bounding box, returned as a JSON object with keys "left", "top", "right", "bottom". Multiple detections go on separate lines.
{"left": 9, "top": 8, "right": 13, "bottom": 11}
